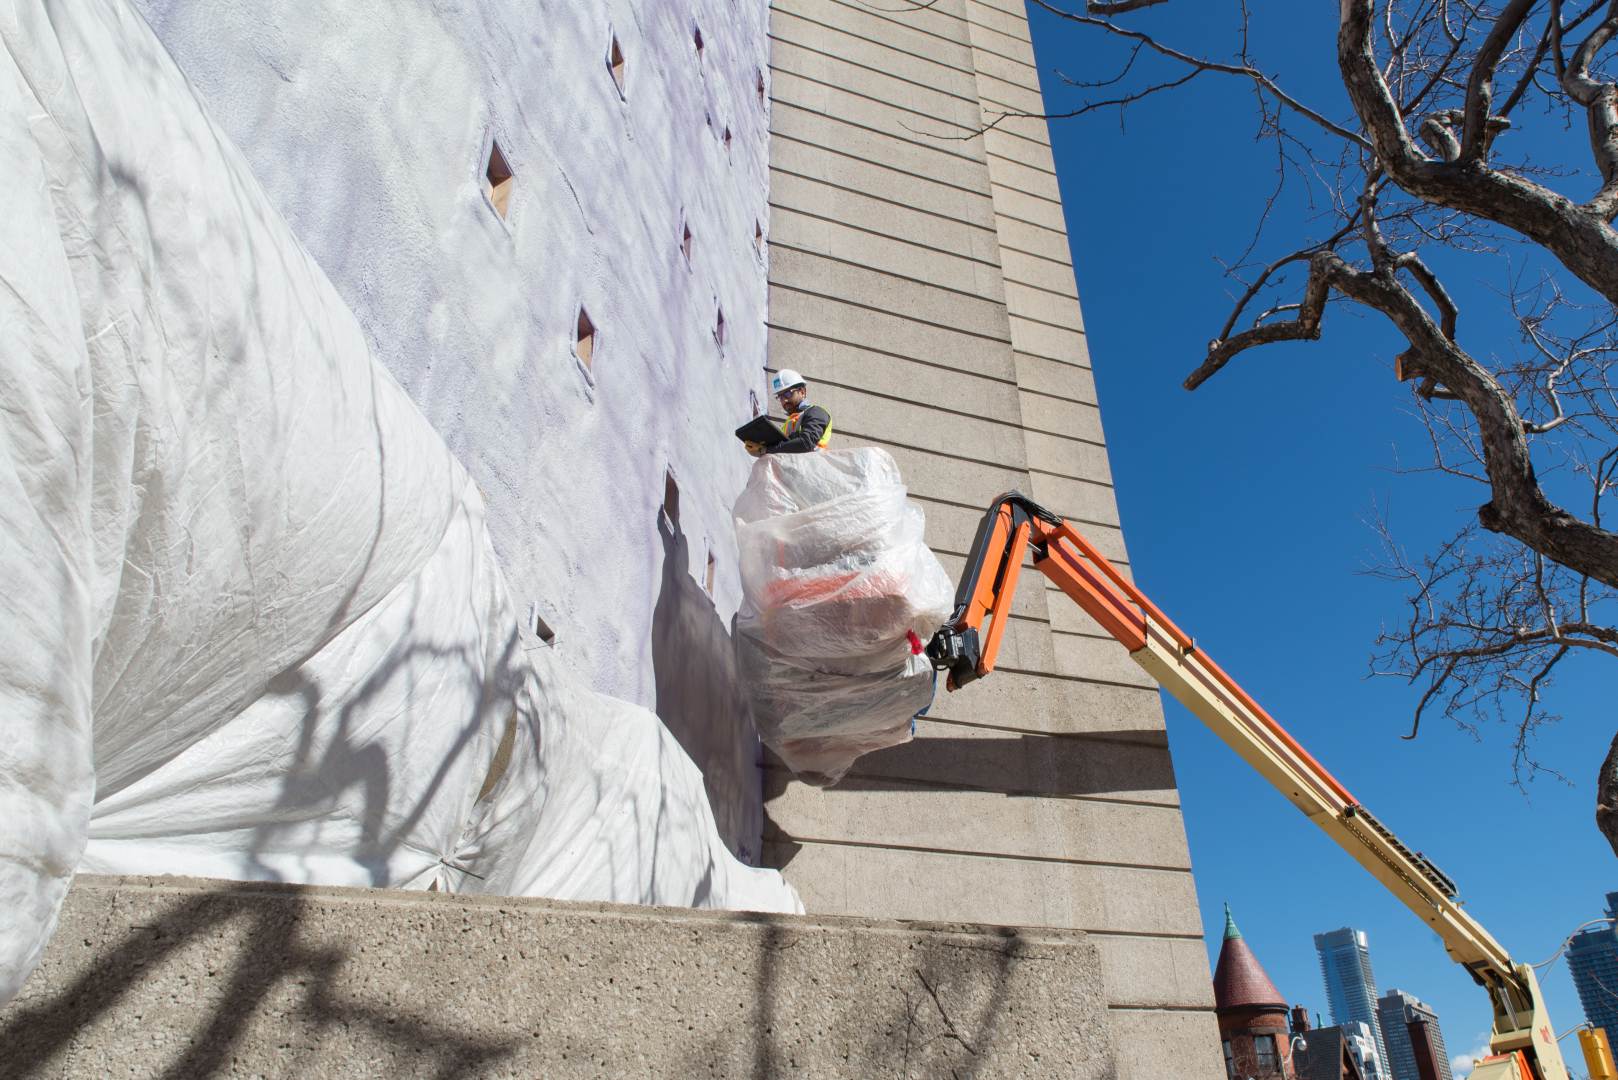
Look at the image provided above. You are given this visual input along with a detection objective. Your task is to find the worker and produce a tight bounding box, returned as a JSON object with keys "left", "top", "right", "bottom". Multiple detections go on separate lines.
{"left": 745, "top": 369, "right": 833, "bottom": 456}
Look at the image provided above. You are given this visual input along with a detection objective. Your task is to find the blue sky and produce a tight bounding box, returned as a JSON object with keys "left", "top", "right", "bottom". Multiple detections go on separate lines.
{"left": 1027, "top": 3, "right": 1614, "bottom": 1070}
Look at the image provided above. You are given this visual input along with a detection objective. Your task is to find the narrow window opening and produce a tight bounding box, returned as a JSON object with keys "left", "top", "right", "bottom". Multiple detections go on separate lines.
{"left": 756, "top": 68, "right": 766, "bottom": 105}
{"left": 693, "top": 25, "right": 704, "bottom": 61}
{"left": 482, "top": 142, "right": 514, "bottom": 220}
{"left": 682, "top": 221, "right": 694, "bottom": 266}
{"left": 485, "top": 141, "right": 514, "bottom": 219}
{"left": 749, "top": 389, "right": 761, "bottom": 417}
{"left": 753, "top": 219, "right": 764, "bottom": 255}
{"left": 607, "top": 35, "right": 626, "bottom": 96}
{"left": 722, "top": 126, "right": 732, "bottom": 155}
{"left": 574, "top": 307, "right": 596, "bottom": 369}
{"left": 526, "top": 602, "right": 557, "bottom": 646}
{"left": 663, "top": 469, "right": 680, "bottom": 530}
{"left": 704, "top": 548, "right": 717, "bottom": 596}
{"left": 1253, "top": 1035, "right": 1278, "bottom": 1072}
{"left": 714, "top": 306, "right": 726, "bottom": 350}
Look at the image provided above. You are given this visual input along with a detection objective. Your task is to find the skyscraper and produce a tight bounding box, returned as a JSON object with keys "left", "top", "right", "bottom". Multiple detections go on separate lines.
{"left": 1568, "top": 892, "right": 1618, "bottom": 1039}
{"left": 1377, "top": 989, "right": 1454, "bottom": 1080}
{"left": 1316, "top": 927, "right": 1390, "bottom": 1080}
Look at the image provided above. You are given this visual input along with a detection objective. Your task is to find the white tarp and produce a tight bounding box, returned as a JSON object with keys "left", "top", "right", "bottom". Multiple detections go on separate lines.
{"left": 734, "top": 450, "right": 953, "bottom": 784}
{"left": 0, "top": 0, "right": 797, "bottom": 1004}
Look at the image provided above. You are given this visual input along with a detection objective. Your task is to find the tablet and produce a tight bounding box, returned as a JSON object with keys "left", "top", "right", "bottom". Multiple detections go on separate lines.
{"left": 734, "top": 415, "right": 786, "bottom": 446}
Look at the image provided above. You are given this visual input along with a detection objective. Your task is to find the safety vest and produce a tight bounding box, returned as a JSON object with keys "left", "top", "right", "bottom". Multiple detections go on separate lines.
{"left": 784, "top": 406, "right": 833, "bottom": 449}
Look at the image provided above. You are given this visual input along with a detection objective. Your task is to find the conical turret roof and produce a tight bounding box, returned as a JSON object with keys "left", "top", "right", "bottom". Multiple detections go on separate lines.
{"left": 1212, "top": 903, "right": 1288, "bottom": 1012}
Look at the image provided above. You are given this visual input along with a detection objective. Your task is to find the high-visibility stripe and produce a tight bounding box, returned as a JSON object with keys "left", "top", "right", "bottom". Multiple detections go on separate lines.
{"left": 784, "top": 408, "right": 832, "bottom": 449}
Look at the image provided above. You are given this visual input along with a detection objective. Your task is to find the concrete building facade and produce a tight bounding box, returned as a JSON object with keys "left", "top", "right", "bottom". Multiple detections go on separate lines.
{"left": 761, "top": 0, "right": 1218, "bottom": 1074}
{"left": 10, "top": 0, "right": 1218, "bottom": 1072}
{"left": 4, "top": 876, "right": 1121, "bottom": 1079}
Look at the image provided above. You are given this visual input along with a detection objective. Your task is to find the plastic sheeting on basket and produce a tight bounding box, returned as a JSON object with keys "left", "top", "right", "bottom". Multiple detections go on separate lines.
{"left": 734, "top": 449, "right": 952, "bottom": 784}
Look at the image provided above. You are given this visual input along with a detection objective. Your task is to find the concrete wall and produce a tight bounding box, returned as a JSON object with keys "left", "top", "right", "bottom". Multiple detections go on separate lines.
{"left": 3, "top": 875, "right": 1119, "bottom": 1078}
{"left": 92, "top": 0, "right": 1225, "bottom": 1070}
{"left": 762, "top": 1, "right": 1223, "bottom": 1075}
{"left": 133, "top": 0, "right": 774, "bottom": 859}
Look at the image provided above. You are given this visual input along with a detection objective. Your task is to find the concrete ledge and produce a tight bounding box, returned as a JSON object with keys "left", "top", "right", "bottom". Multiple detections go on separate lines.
{"left": 3, "top": 875, "right": 1119, "bottom": 1079}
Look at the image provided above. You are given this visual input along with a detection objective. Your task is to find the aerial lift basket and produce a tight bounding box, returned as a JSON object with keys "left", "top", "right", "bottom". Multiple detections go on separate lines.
{"left": 734, "top": 449, "right": 951, "bottom": 784}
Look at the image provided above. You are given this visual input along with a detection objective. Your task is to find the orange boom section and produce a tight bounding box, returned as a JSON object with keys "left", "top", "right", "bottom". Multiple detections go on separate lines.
{"left": 924, "top": 491, "right": 1569, "bottom": 1080}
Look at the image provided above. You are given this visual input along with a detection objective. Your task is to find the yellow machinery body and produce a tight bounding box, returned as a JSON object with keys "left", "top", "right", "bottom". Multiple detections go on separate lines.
{"left": 1581, "top": 1028, "right": 1617, "bottom": 1080}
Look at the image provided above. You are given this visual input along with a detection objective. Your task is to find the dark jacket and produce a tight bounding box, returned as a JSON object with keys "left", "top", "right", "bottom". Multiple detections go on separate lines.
{"left": 768, "top": 404, "right": 832, "bottom": 453}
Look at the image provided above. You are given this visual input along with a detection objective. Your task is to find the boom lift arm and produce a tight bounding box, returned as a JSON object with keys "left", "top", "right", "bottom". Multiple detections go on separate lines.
{"left": 925, "top": 493, "right": 1571, "bottom": 1080}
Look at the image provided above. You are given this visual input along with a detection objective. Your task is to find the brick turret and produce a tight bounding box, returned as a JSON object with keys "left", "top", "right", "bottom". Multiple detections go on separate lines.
{"left": 1213, "top": 904, "right": 1295, "bottom": 1079}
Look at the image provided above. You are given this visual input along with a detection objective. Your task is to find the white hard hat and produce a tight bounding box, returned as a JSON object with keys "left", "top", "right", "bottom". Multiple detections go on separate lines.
{"left": 770, "top": 369, "right": 806, "bottom": 396}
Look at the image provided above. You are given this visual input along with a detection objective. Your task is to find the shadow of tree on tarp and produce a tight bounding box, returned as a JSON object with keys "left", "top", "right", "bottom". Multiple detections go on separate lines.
{"left": 651, "top": 512, "right": 764, "bottom": 864}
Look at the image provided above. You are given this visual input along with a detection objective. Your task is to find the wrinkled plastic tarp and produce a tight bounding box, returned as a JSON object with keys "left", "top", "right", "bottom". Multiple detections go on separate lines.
{"left": 0, "top": 0, "right": 797, "bottom": 1005}
{"left": 735, "top": 450, "right": 952, "bottom": 783}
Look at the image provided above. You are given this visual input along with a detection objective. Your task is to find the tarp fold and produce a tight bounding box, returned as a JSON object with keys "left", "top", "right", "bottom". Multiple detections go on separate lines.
{"left": 0, "top": 0, "right": 798, "bottom": 1006}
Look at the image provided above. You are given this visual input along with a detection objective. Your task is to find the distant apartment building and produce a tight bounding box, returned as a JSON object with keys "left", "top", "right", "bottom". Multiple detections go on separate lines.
{"left": 1377, "top": 989, "right": 1453, "bottom": 1080}
{"left": 1568, "top": 891, "right": 1618, "bottom": 1039}
{"left": 1316, "top": 928, "right": 1390, "bottom": 1080}
{"left": 1342, "top": 1021, "right": 1391, "bottom": 1080}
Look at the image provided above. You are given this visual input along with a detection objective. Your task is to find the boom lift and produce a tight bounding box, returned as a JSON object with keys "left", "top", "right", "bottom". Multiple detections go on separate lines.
{"left": 926, "top": 493, "right": 1584, "bottom": 1080}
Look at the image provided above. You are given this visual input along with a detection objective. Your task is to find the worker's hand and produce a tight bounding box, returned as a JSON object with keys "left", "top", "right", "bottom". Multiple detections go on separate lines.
{"left": 744, "top": 440, "right": 766, "bottom": 458}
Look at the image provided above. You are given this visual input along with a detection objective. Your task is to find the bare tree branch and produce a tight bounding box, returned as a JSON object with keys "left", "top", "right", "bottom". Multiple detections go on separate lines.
{"left": 1027, "top": 0, "right": 1373, "bottom": 147}
{"left": 1343, "top": 0, "right": 1618, "bottom": 287}
{"left": 1019, "top": 0, "right": 1618, "bottom": 854}
{"left": 1086, "top": 0, "right": 1169, "bottom": 11}
{"left": 1459, "top": 0, "right": 1537, "bottom": 159}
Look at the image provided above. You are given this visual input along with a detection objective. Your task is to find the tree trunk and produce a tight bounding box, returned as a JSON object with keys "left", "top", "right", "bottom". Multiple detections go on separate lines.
{"left": 1599, "top": 729, "right": 1618, "bottom": 858}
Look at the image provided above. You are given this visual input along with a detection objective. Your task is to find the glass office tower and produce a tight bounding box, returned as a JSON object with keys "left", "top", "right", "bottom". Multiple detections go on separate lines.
{"left": 1316, "top": 927, "right": 1390, "bottom": 1080}
{"left": 1569, "top": 892, "right": 1618, "bottom": 1040}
